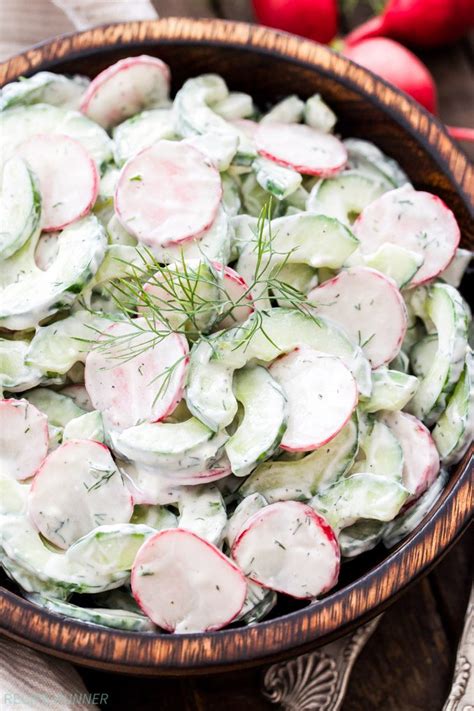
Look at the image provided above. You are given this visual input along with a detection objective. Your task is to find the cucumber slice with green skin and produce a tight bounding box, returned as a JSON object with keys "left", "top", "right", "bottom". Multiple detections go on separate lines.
{"left": 224, "top": 493, "right": 268, "bottom": 547}
{"left": 0, "top": 215, "right": 107, "bottom": 331}
{"left": 221, "top": 172, "right": 241, "bottom": 217}
{"left": 106, "top": 214, "right": 138, "bottom": 246}
{"left": 0, "top": 338, "right": 43, "bottom": 393}
{"left": 381, "top": 411, "right": 439, "bottom": 500}
{"left": 236, "top": 580, "right": 277, "bottom": 625}
{"left": 0, "top": 473, "right": 29, "bottom": 515}
{"left": 186, "top": 309, "right": 371, "bottom": 431}
{"left": 0, "top": 72, "right": 88, "bottom": 112}
{"left": 390, "top": 350, "right": 410, "bottom": 374}
{"left": 304, "top": 94, "right": 336, "bottom": 133}
{"left": 24, "top": 388, "right": 85, "bottom": 427}
{"left": 83, "top": 244, "right": 145, "bottom": 298}
{"left": 361, "top": 368, "right": 419, "bottom": 413}
{"left": 184, "top": 132, "right": 239, "bottom": 172}
{"left": 177, "top": 485, "right": 227, "bottom": 546}
{"left": 0, "top": 157, "right": 41, "bottom": 260}
{"left": 115, "top": 140, "right": 222, "bottom": 249}
{"left": 80, "top": 56, "right": 170, "bottom": 130}
{"left": 63, "top": 410, "right": 104, "bottom": 443}
{"left": 26, "top": 594, "right": 155, "bottom": 632}
{"left": 269, "top": 347, "right": 357, "bottom": 452}
{"left": 261, "top": 95, "right": 305, "bottom": 124}
{"left": 255, "top": 123, "right": 347, "bottom": 177}
{"left": 29, "top": 439, "right": 133, "bottom": 549}
{"left": 353, "top": 185, "right": 460, "bottom": 286}
{"left": 0, "top": 104, "right": 113, "bottom": 171}
{"left": 351, "top": 420, "right": 403, "bottom": 482}
{"left": 131, "top": 528, "right": 247, "bottom": 633}
{"left": 273, "top": 263, "right": 318, "bottom": 308}
{"left": 410, "top": 334, "right": 438, "bottom": 379}
{"left": 35, "top": 232, "right": 59, "bottom": 270}
{"left": 225, "top": 366, "right": 288, "bottom": 476}
{"left": 432, "top": 351, "right": 474, "bottom": 465}
{"left": 26, "top": 310, "right": 111, "bottom": 376}
{"left": 0, "top": 399, "right": 49, "bottom": 481}
{"left": 439, "top": 248, "right": 472, "bottom": 288}
{"left": 238, "top": 414, "right": 358, "bottom": 503}
{"left": 383, "top": 470, "right": 449, "bottom": 549}
{"left": 0, "top": 551, "right": 69, "bottom": 600}
{"left": 85, "top": 317, "right": 188, "bottom": 432}
{"left": 339, "top": 519, "right": 385, "bottom": 558}
{"left": 59, "top": 384, "right": 93, "bottom": 412}
{"left": 308, "top": 266, "right": 407, "bottom": 369}
{"left": 252, "top": 156, "right": 302, "bottom": 200}
{"left": 231, "top": 501, "right": 340, "bottom": 599}
{"left": 307, "top": 171, "right": 387, "bottom": 225}
{"left": 17, "top": 133, "right": 99, "bottom": 232}
{"left": 112, "top": 108, "right": 175, "bottom": 165}
{"left": 131, "top": 504, "right": 177, "bottom": 530}
{"left": 343, "top": 138, "right": 409, "bottom": 188}
{"left": 230, "top": 214, "right": 258, "bottom": 259}
{"left": 240, "top": 172, "right": 279, "bottom": 217}
{"left": 354, "top": 243, "right": 424, "bottom": 289}
{"left": 311, "top": 473, "right": 409, "bottom": 532}
{"left": 212, "top": 92, "right": 254, "bottom": 121}
{"left": 211, "top": 262, "right": 254, "bottom": 329}
{"left": 407, "top": 284, "right": 469, "bottom": 424}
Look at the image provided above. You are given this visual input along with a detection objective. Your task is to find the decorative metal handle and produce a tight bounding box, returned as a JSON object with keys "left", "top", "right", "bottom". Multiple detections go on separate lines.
{"left": 262, "top": 615, "right": 381, "bottom": 711}
{"left": 443, "top": 584, "right": 474, "bottom": 711}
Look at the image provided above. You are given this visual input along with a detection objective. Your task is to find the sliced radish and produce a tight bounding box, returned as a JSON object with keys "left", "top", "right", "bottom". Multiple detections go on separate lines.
{"left": 164, "top": 458, "right": 232, "bottom": 486}
{"left": 80, "top": 55, "right": 170, "bottom": 130}
{"left": 232, "top": 118, "right": 258, "bottom": 140}
{"left": 85, "top": 317, "right": 188, "bottom": 432}
{"left": 381, "top": 411, "right": 440, "bottom": 501}
{"left": 231, "top": 501, "right": 340, "bottom": 599}
{"left": 59, "top": 384, "right": 93, "bottom": 412}
{"left": 114, "top": 140, "right": 222, "bottom": 248}
{"left": 28, "top": 439, "right": 133, "bottom": 549}
{"left": 353, "top": 185, "right": 460, "bottom": 286}
{"left": 131, "top": 528, "right": 247, "bottom": 632}
{"left": 269, "top": 347, "right": 357, "bottom": 452}
{"left": 212, "top": 262, "right": 254, "bottom": 328}
{"left": 0, "top": 399, "right": 48, "bottom": 481}
{"left": 307, "top": 266, "right": 408, "bottom": 368}
{"left": 255, "top": 122, "right": 347, "bottom": 177}
{"left": 17, "top": 134, "right": 99, "bottom": 232}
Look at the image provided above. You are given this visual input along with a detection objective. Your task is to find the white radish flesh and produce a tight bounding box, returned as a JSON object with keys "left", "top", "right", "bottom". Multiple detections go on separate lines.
{"left": 381, "top": 411, "right": 440, "bottom": 500}
{"left": 85, "top": 318, "right": 188, "bottom": 432}
{"left": 131, "top": 529, "right": 247, "bottom": 632}
{"left": 80, "top": 55, "right": 170, "bottom": 130}
{"left": 114, "top": 140, "right": 222, "bottom": 248}
{"left": 28, "top": 439, "right": 133, "bottom": 549}
{"left": 17, "top": 134, "right": 99, "bottom": 232}
{"left": 269, "top": 347, "right": 357, "bottom": 452}
{"left": 231, "top": 501, "right": 340, "bottom": 599}
{"left": 353, "top": 185, "right": 460, "bottom": 286}
{"left": 307, "top": 267, "right": 408, "bottom": 368}
{"left": 255, "top": 122, "right": 347, "bottom": 177}
{"left": 0, "top": 399, "right": 48, "bottom": 481}
{"left": 212, "top": 261, "right": 253, "bottom": 328}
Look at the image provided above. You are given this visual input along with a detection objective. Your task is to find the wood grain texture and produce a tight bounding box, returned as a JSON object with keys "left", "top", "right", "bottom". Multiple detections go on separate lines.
{"left": 0, "top": 17, "right": 472, "bottom": 675}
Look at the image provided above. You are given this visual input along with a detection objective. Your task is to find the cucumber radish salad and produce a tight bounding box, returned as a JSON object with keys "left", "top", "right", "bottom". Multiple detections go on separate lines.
{"left": 0, "top": 57, "right": 472, "bottom": 635}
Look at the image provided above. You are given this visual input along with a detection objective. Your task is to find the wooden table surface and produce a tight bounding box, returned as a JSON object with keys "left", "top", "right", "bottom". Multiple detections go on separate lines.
{"left": 72, "top": 2, "right": 471, "bottom": 708}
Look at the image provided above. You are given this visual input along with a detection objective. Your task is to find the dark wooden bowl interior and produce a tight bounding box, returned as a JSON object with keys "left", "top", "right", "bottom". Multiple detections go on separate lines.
{"left": 0, "top": 18, "right": 472, "bottom": 675}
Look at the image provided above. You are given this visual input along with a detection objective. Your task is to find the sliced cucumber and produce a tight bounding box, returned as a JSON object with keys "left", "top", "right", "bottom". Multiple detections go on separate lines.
{"left": 307, "top": 171, "right": 387, "bottom": 225}
{"left": 239, "top": 413, "right": 358, "bottom": 502}
{"left": 260, "top": 96, "right": 304, "bottom": 124}
{"left": 63, "top": 410, "right": 104, "bottom": 442}
{"left": 24, "top": 387, "right": 85, "bottom": 426}
{"left": 221, "top": 172, "right": 242, "bottom": 217}
{"left": 0, "top": 473, "right": 29, "bottom": 515}
{"left": 351, "top": 420, "right": 403, "bottom": 482}
{"left": 225, "top": 366, "right": 288, "bottom": 477}
{"left": 0, "top": 72, "right": 88, "bottom": 111}
{"left": 407, "top": 283, "right": 469, "bottom": 424}
{"left": 439, "top": 248, "right": 471, "bottom": 288}
{"left": 0, "top": 157, "right": 41, "bottom": 260}
{"left": 390, "top": 350, "right": 410, "bottom": 374}
{"left": 236, "top": 581, "right": 277, "bottom": 625}
{"left": 357, "top": 243, "right": 424, "bottom": 288}
{"left": 130, "top": 504, "right": 177, "bottom": 530}
{"left": 432, "top": 351, "right": 474, "bottom": 465}
{"left": 0, "top": 338, "right": 43, "bottom": 393}
{"left": 184, "top": 131, "right": 239, "bottom": 172}
{"left": 410, "top": 335, "right": 438, "bottom": 379}
{"left": 273, "top": 263, "right": 318, "bottom": 308}
{"left": 339, "top": 519, "right": 385, "bottom": 558}
{"left": 361, "top": 368, "right": 419, "bottom": 413}
{"left": 252, "top": 156, "right": 302, "bottom": 199}
{"left": 344, "top": 138, "right": 409, "bottom": 188}
{"left": 311, "top": 473, "right": 409, "bottom": 532}
{"left": 225, "top": 493, "right": 268, "bottom": 547}
{"left": 304, "top": 94, "right": 336, "bottom": 133}
{"left": 212, "top": 92, "right": 254, "bottom": 120}
{"left": 112, "top": 108, "right": 175, "bottom": 165}
{"left": 177, "top": 485, "right": 227, "bottom": 546}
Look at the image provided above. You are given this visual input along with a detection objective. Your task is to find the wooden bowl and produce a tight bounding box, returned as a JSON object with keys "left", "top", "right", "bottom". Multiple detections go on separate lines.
{"left": 0, "top": 18, "right": 472, "bottom": 676}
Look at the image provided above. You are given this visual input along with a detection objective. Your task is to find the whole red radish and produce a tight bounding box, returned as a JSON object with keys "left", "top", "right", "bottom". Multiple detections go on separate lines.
{"left": 344, "top": 37, "right": 437, "bottom": 113}
{"left": 345, "top": 0, "right": 474, "bottom": 49}
{"left": 252, "top": 0, "right": 338, "bottom": 44}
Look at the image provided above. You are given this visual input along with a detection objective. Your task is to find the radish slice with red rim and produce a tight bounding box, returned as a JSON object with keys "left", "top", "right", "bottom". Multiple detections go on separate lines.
{"left": 85, "top": 317, "right": 188, "bottom": 432}
{"left": 28, "top": 439, "right": 133, "bottom": 549}
{"left": 269, "top": 347, "right": 358, "bottom": 452}
{"left": 381, "top": 411, "right": 440, "bottom": 501}
{"left": 80, "top": 55, "right": 170, "bottom": 130}
{"left": 131, "top": 528, "right": 247, "bottom": 632}
{"left": 17, "top": 134, "right": 99, "bottom": 232}
{"left": 212, "top": 261, "right": 254, "bottom": 328}
{"left": 0, "top": 399, "right": 48, "bottom": 481}
{"left": 231, "top": 501, "right": 340, "bottom": 599}
{"left": 353, "top": 185, "right": 460, "bottom": 286}
{"left": 255, "top": 122, "right": 347, "bottom": 177}
{"left": 307, "top": 266, "right": 408, "bottom": 368}
{"left": 114, "top": 140, "right": 222, "bottom": 248}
